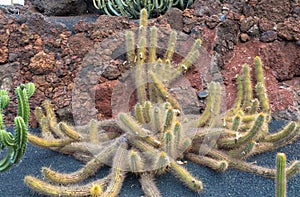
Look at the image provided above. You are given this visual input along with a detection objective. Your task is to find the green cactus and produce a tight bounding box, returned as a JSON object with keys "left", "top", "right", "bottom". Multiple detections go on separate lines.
{"left": 93, "top": 0, "right": 195, "bottom": 18}
{"left": 24, "top": 8, "right": 300, "bottom": 197}
{"left": 276, "top": 153, "right": 287, "bottom": 197}
{"left": 0, "top": 82, "right": 35, "bottom": 172}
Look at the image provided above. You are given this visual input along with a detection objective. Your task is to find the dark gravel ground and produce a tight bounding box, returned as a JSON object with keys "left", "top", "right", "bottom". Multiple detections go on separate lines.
{"left": 0, "top": 120, "right": 299, "bottom": 197}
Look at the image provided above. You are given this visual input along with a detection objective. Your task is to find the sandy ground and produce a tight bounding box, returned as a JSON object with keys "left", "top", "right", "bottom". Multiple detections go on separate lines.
{"left": 0, "top": 119, "right": 299, "bottom": 197}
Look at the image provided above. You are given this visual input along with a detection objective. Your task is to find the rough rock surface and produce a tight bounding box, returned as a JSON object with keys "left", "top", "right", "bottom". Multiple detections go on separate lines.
{"left": 0, "top": 0, "right": 299, "bottom": 126}
{"left": 30, "top": 0, "right": 87, "bottom": 16}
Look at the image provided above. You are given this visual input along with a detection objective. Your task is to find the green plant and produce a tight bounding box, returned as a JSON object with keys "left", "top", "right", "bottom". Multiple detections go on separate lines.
{"left": 276, "top": 153, "right": 287, "bottom": 197}
{"left": 24, "top": 8, "right": 300, "bottom": 197}
{"left": 93, "top": 0, "right": 195, "bottom": 18}
{"left": 0, "top": 82, "right": 35, "bottom": 172}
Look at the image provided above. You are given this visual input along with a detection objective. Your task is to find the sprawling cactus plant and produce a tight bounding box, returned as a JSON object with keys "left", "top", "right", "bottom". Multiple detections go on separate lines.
{"left": 0, "top": 82, "right": 35, "bottom": 172}
{"left": 24, "top": 9, "right": 300, "bottom": 197}
{"left": 93, "top": 0, "right": 195, "bottom": 18}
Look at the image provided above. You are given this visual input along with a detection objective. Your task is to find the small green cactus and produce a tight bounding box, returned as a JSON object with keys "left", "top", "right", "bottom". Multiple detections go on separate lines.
{"left": 0, "top": 82, "right": 35, "bottom": 172}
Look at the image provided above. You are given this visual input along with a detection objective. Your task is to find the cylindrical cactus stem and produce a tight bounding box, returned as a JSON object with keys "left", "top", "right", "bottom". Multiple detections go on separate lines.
{"left": 118, "top": 113, "right": 160, "bottom": 147}
{"left": 169, "top": 160, "right": 203, "bottom": 192}
{"left": 165, "top": 30, "right": 177, "bottom": 60}
{"left": 43, "top": 100, "right": 57, "bottom": 122}
{"left": 139, "top": 8, "right": 148, "bottom": 27}
{"left": 172, "top": 39, "right": 202, "bottom": 80}
{"left": 143, "top": 101, "right": 152, "bottom": 123}
{"left": 149, "top": 71, "right": 182, "bottom": 111}
{"left": 286, "top": 160, "right": 300, "bottom": 178}
{"left": 154, "top": 151, "right": 170, "bottom": 175}
{"left": 128, "top": 149, "right": 144, "bottom": 173}
{"left": 249, "top": 98, "right": 259, "bottom": 114}
{"left": 42, "top": 136, "right": 123, "bottom": 184}
{"left": 139, "top": 172, "right": 162, "bottom": 197}
{"left": 185, "top": 153, "right": 228, "bottom": 172}
{"left": 163, "top": 107, "right": 176, "bottom": 133}
{"left": 231, "top": 113, "right": 241, "bottom": 131}
{"left": 24, "top": 175, "right": 108, "bottom": 197}
{"left": 162, "top": 59, "right": 171, "bottom": 82}
{"left": 150, "top": 106, "right": 163, "bottom": 133}
{"left": 136, "top": 36, "right": 147, "bottom": 104}
{"left": 254, "top": 56, "right": 270, "bottom": 115}
{"left": 227, "top": 139, "right": 255, "bottom": 159}
{"left": 264, "top": 121, "right": 296, "bottom": 143}
{"left": 102, "top": 143, "right": 127, "bottom": 197}
{"left": 126, "top": 31, "right": 135, "bottom": 67}
{"left": 196, "top": 82, "right": 215, "bottom": 127}
{"left": 227, "top": 75, "right": 243, "bottom": 116}
{"left": 209, "top": 82, "right": 222, "bottom": 128}
{"left": 134, "top": 103, "right": 146, "bottom": 124}
{"left": 59, "top": 122, "right": 81, "bottom": 141}
{"left": 89, "top": 119, "right": 99, "bottom": 143}
{"left": 218, "top": 113, "right": 264, "bottom": 149}
{"left": 242, "top": 64, "right": 253, "bottom": 112}
{"left": 27, "top": 133, "right": 73, "bottom": 147}
{"left": 149, "top": 26, "right": 158, "bottom": 63}
{"left": 164, "top": 130, "right": 176, "bottom": 158}
{"left": 276, "top": 153, "right": 287, "bottom": 197}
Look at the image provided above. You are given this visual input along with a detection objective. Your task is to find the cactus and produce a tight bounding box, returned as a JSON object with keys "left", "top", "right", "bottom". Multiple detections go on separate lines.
{"left": 24, "top": 8, "right": 300, "bottom": 197}
{"left": 276, "top": 153, "right": 287, "bottom": 197}
{"left": 93, "top": 0, "right": 195, "bottom": 18}
{"left": 0, "top": 82, "right": 35, "bottom": 172}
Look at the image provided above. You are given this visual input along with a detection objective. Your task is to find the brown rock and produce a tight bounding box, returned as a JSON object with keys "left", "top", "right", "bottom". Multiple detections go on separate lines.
{"left": 240, "top": 33, "right": 250, "bottom": 42}
{"left": 256, "top": 0, "right": 291, "bottom": 22}
{"left": 29, "top": 51, "right": 56, "bottom": 74}
{"left": 277, "top": 17, "right": 300, "bottom": 41}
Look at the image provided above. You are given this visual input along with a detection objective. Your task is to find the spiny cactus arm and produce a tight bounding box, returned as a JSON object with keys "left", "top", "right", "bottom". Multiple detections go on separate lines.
{"left": 0, "top": 116, "right": 28, "bottom": 172}
{"left": 154, "top": 151, "right": 170, "bottom": 174}
{"left": 164, "top": 130, "right": 176, "bottom": 158}
{"left": 227, "top": 139, "right": 255, "bottom": 159}
{"left": 149, "top": 71, "right": 182, "bottom": 111}
{"left": 59, "top": 122, "right": 82, "bottom": 141}
{"left": 0, "top": 90, "right": 10, "bottom": 130}
{"left": 242, "top": 64, "right": 253, "bottom": 111}
{"left": 229, "top": 75, "right": 243, "bottom": 115}
{"left": 165, "top": 30, "right": 177, "bottom": 60}
{"left": 24, "top": 175, "right": 109, "bottom": 197}
{"left": 171, "top": 39, "right": 202, "bottom": 81}
{"left": 136, "top": 32, "right": 147, "bottom": 103}
{"left": 42, "top": 136, "right": 123, "bottom": 184}
{"left": 149, "top": 26, "right": 158, "bottom": 63}
{"left": 11, "top": 116, "right": 28, "bottom": 164}
{"left": 204, "top": 147, "right": 299, "bottom": 179}
{"left": 135, "top": 103, "right": 146, "bottom": 124}
{"left": 254, "top": 56, "right": 269, "bottom": 113}
{"left": 276, "top": 153, "right": 287, "bottom": 197}
{"left": 102, "top": 143, "right": 127, "bottom": 197}
{"left": 27, "top": 133, "right": 73, "bottom": 147}
{"left": 169, "top": 160, "right": 203, "bottom": 192}
{"left": 128, "top": 149, "right": 144, "bottom": 173}
{"left": 208, "top": 82, "right": 222, "bottom": 128}
{"left": 263, "top": 121, "right": 296, "bottom": 143}
{"left": 126, "top": 31, "right": 136, "bottom": 67}
{"left": 185, "top": 153, "right": 228, "bottom": 172}
{"left": 139, "top": 172, "right": 162, "bottom": 197}
{"left": 218, "top": 113, "right": 264, "bottom": 149}
{"left": 15, "top": 84, "right": 29, "bottom": 126}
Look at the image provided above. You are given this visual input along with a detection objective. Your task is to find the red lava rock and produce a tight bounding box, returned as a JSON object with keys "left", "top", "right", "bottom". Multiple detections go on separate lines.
{"left": 277, "top": 17, "right": 300, "bottom": 41}
{"left": 29, "top": 51, "right": 56, "bottom": 74}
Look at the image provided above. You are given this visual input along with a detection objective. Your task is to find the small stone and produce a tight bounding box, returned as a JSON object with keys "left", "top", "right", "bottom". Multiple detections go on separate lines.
{"left": 198, "top": 91, "right": 208, "bottom": 99}
{"left": 296, "top": 40, "right": 300, "bottom": 46}
{"left": 240, "top": 33, "right": 250, "bottom": 42}
{"left": 260, "top": 30, "right": 277, "bottom": 42}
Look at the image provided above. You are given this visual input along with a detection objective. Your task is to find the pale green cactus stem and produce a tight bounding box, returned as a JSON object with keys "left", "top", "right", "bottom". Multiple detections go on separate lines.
{"left": 276, "top": 153, "right": 287, "bottom": 197}
{"left": 242, "top": 64, "right": 253, "bottom": 111}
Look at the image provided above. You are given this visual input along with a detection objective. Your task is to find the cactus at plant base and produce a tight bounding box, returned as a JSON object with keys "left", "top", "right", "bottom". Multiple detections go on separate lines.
{"left": 93, "top": 0, "right": 195, "bottom": 18}
{"left": 24, "top": 8, "right": 300, "bottom": 197}
{"left": 0, "top": 82, "right": 35, "bottom": 172}
{"left": 276, "top": 153, "right": 287, "bottom": 197}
